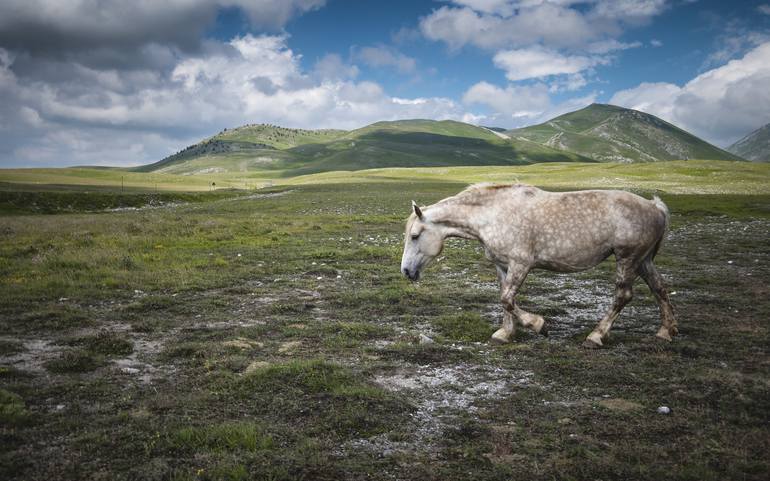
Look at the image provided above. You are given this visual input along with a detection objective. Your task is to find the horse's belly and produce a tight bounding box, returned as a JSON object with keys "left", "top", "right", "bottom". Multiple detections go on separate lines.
{"left": 534, "top": 245, "right": 612, "bottom": 272}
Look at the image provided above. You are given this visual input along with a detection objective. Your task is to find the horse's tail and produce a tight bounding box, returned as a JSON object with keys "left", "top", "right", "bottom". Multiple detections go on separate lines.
{"left": 652, "top": 195, "right": 670, "bottom": 230}
{"left": 649, "top": 195, "right": 670, "bottom": 260}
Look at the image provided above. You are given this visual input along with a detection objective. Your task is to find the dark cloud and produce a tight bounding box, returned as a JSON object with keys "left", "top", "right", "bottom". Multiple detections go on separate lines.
{"left": 0, "top": 1, "right": 325, "bottom": 69}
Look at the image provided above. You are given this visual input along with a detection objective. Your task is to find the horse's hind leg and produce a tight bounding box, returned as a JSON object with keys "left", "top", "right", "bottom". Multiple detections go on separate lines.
{"left": 639, "top": 259, "right": 677, "bottom": 341}
{"left": 491, "top": 265, "right": 518, "bottom": 343}
{"left": 514, "top": 305, "right": 547, "bottom": 336}
{"left": 583, "top": 257, "right": 637, "bottom": 349}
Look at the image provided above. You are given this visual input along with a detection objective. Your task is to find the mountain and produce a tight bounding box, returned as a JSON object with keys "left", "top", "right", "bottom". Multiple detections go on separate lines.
{"left": 136, "top": 119, "right": 591, "bottom": 176}
{"left": 132, "top": 125, "right": 346, "bottom": 173}
{"left": 727, "top": 123, "right": 770, "bottom": 162}
{"left": 507, "top": 103, "right": 741, "bottom": 163}
{"left": 136, "top": 104, "right": 741, "bottom": 175}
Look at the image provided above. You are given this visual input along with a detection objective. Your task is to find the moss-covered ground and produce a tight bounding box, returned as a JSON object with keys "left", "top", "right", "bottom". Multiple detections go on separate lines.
{"left": 1, "top": 169, "right": 768, "bottom": 480}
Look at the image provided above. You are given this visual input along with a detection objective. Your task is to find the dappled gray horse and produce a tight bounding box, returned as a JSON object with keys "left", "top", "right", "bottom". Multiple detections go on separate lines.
{"left": 400, "top": 184, "right": 677, "bottom": 348}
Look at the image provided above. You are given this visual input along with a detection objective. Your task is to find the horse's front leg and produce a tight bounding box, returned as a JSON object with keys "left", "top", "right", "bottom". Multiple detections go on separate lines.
{"left": 492, "top": 263, "right": 545, "bottom": 343}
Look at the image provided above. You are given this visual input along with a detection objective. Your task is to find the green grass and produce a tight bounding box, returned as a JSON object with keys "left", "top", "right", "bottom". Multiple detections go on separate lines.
{"left": 0, "top": 187, "right": 250, "bottom": 215}
{"left": 169, "top": 422, "right": 274, "bottom": 453}
{"left": 0, "top": 389, "right": 31, "bottom": 427}
{"left": 0, "top": 168, "right": 768, "bottom": 480}
{"left": 434, "top": 312, "right": 494, "bottom": 342}
{"left": 67, "top": 332, "right": 133, "bottom": 356}
{"left": 4, "top": 159, "right": 768, "bottom": 197}
{"left": 44, "top": 350, "right": 105, "bottom": 373}
{"left": 0, "top": 168, "right": 239, "bottom": 190}
{"left": 284, "top": 159, "right": 770, "bottom": 195}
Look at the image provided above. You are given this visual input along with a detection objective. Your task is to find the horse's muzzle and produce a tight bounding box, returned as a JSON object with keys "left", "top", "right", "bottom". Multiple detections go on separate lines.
{"left": 402, "top": 267, "right": 420, "bottom": 282}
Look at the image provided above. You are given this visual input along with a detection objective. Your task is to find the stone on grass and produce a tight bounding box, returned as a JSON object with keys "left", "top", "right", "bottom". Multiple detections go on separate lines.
{"left": 244, "top": 361, "right": 271, "bottom": 374}
{"left": 278, "top": 340, "right": 302, "bottom": 354}
{"left": 418, "top": 334, "right": 434, "bottom": 345}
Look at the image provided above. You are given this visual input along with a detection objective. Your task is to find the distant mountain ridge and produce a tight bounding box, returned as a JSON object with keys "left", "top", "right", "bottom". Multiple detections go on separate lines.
{"left": 727, "top": 123, "right": 770, "bottom": 162}
{"left": 136, "top": 104, "right": 741, "bottom": 175}
{"left": 508, "top": 104, "right": 741, "bottom": 163}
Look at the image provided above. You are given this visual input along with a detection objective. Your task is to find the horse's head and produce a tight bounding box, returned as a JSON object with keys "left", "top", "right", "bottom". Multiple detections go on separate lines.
{"left": 401, "top": 201, "right": 445, "bottom": 282}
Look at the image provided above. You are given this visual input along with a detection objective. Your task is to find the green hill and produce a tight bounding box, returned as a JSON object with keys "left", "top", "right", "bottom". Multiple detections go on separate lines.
{"left": 282, "top": 119, "right": 592, "bottom": 175}
{"left": 133, "top": 124, "right": 345, "bottom": 173}
{"left": 727, "top": 123, "right": 770, "bottom": 162}
{"left": 508, "top": 103, "right": 741, "bottom": 163}
{"left": 344, "top": 119, "right": 501, "bottom": 141}
{"left": 135, "top": 105, "right": 741, "bottom": 176}
{"left": 137, "top": 119, "right": 591, "bottom": 176}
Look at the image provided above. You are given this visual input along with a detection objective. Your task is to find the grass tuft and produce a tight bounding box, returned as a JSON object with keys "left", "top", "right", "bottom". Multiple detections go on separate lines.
{"left": 169, "top": 422, "right": 274, "bottom": 453}
{"left": 69, "top": 331, "right": 133, "bottom": 356}
{"left": 0, "top": 389, "right": 31, "bottom": 426}
{"left": 44, "top": 350, "right": 105, "bottom": 373}
{"left": 434, "top": 312, "right": 494, "bottom": 342}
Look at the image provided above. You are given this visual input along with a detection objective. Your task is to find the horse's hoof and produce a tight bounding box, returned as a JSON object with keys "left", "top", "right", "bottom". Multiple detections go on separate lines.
{"left": 582, "top": 338, "right": 601, "bottom": 349}
{"left": 655, "top": 326, "right": 673, "bottom": 342}
{"left": 491, "top": 328, "right": 512, "bottom": 345}
{"left": 670, "top": 326, "right": 679, "bottom": 337}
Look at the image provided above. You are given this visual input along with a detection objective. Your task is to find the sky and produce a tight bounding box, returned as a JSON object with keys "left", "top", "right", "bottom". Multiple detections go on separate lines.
{"left": 1, "top": 0, "right": 769, "bottom": 168}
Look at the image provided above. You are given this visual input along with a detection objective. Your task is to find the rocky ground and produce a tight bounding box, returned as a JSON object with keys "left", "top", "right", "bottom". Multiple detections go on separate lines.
{"left": 1, "top": 182, "right": 768, "bottom": 480}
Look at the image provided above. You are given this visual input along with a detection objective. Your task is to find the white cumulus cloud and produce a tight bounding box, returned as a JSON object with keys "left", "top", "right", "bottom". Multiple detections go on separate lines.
{"left": 462, "top": 80, "right": 597, "bottom": 126}
{"left": 493, "top": 47, "right": 607, "bottom": 81}
{"left": 420, "top": 4, "right": 597, "bottom": 51}
{"left": 463, "top": 81, "right": 552, "bottom": 118}
{"left": 421, "top": 1, "right": 662, "bottom": 91}
{"left": 610, "top": 42, "right": 770, "bottom": 146}
{"left": 420, "top": 1, "right": 668, "bottom": 51}
{"left": 354, "top": 45, "right": 417, "bottom": 73}
{"left": 0, "top": 35, "right": 474, "bottom": 166}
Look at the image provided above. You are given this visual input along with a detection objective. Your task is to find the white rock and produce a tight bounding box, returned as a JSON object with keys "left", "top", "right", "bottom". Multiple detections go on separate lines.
{"left": 657, "top": 406, "right": 671, "bottom": 414}
{"left": 419, "top": 334, "right": 434, "bottom": 345}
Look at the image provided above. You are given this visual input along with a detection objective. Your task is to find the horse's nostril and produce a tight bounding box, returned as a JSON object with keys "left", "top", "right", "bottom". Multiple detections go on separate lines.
{"left": 402, "top": 267, "right": 410, "bottom": 277}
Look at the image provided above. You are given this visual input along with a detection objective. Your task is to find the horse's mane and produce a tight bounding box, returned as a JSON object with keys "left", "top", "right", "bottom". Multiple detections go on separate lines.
{"left": 440, "top": 183, "right": 533, "bottom": 205}
{"left": 460, "top": 182, "right": 524, "bottom": 194}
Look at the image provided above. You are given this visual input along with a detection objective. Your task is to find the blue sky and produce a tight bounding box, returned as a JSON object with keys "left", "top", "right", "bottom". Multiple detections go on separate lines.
{"left": 1, "top": 0, "right": 769, "bottom": 167}
{"left": 284, "top": 0, "right": 766, "bottom": 100}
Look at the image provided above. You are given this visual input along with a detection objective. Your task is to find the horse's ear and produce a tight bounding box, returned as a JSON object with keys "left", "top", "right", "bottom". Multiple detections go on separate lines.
{"left": 412, "top": 200, "right": 423, "bottom": 219}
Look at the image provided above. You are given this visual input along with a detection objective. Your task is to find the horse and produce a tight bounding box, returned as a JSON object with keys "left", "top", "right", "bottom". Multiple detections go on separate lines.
{"left": 400, "top": 183, "right": 677, "bottom": 348}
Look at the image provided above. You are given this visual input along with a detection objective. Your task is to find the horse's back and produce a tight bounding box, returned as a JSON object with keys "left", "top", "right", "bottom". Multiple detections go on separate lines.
{"left": 520, "top": 188, "right": 666, "bottom": 267}
{"left": 560, "top": 189, "right": 667, "bottom": 254}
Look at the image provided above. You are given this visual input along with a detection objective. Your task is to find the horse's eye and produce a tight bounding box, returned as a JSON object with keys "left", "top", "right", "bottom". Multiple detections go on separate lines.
{"left": 411, "top": 233, "right": 420, "bottom": 240}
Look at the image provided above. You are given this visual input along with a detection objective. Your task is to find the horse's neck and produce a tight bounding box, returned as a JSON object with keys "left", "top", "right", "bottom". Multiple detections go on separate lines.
{"left": 426, "top": 200, "right": 481, "bottom": 240}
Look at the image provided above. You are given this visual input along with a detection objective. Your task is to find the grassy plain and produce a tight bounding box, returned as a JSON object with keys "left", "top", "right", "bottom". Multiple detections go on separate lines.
{"left": 2, "top": 159, "right": 769, "bottom": 197}
{"left": 0, "top": 161, "right": 769, "bottom": 480}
